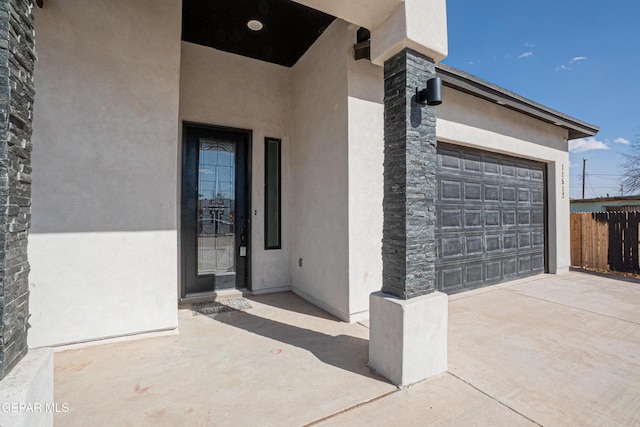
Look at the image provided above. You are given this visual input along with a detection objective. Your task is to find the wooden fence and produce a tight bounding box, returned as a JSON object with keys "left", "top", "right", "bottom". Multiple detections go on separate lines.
{"left": 570, "top": 212, "right": 640, "bottom": 273}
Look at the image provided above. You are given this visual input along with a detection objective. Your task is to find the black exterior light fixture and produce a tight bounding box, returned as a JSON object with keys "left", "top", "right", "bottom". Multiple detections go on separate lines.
{"left": 416, "top": 77, "right": 443, "bottom": 106}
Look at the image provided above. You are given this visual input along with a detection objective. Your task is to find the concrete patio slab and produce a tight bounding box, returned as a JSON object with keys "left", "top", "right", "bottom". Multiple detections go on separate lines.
{"left": 53, "top": 293, "right": 395, "bottom": 426}
{"left": 448, "top": 272, "right": 640, "bottom": 426}
{"left": 314, "top": 372, "right": 537, "bottom": 426}
{"left": 50, "top": 271, "right": 640, "bottom": 426}
{"left": 510, "top": 270, "right": 640, "bottom": 324}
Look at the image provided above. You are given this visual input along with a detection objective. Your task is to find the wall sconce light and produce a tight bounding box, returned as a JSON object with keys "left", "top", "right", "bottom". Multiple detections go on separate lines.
{"left": 416, "top": 77, "right": 443, "bottom": 106}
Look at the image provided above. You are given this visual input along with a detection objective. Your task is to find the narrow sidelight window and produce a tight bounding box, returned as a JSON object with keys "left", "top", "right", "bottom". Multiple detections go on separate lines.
{"left": 265, "top": 137, "right": 281, "bottom": 249}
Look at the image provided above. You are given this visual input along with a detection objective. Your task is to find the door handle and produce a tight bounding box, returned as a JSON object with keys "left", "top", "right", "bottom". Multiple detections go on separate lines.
{"left": 239, "top": 228, "right": 247, "bottom": 257}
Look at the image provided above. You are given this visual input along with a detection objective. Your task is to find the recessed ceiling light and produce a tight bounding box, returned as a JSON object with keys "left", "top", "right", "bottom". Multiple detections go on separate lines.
{"left": 247, "top": 20, "right": 264, "bottom": 31}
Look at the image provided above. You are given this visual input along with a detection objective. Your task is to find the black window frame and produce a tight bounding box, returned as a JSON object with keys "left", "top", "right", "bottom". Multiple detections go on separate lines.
{"left": 264, "top": 137, "right": 282, "bottom": 250}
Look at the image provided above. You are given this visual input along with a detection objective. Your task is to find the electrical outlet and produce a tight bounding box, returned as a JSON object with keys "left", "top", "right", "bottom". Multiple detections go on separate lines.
{"left": 298, "top": 258, "right": 303, "bottom": 267}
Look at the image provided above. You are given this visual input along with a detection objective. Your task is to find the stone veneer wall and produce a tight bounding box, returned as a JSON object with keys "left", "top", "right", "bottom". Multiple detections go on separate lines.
{"left": 382, "top": 48, "right": 437, "bottom": 299}
{"left": 0, "top": 0, "right": 35, "bottom": 379}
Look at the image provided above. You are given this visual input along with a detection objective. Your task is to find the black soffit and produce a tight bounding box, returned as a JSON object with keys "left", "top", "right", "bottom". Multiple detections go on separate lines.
{"left": 182, "top": 0, "right": 336, "bottom": 67}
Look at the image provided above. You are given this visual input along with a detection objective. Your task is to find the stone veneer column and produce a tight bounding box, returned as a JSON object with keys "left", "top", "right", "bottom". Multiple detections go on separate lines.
{"left": 381, "top": 48, "right": 437, "bottom": 299}
{"left": 369, "top": 48, "right": 447, "bottom": 386}
{"left": 0, "top": 0, "right": 35, "bottom": 380}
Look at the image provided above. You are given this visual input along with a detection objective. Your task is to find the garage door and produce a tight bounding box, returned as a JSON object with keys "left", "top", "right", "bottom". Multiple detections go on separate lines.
{"left": 435, "top": 142, "right": 546, "bottom": 293}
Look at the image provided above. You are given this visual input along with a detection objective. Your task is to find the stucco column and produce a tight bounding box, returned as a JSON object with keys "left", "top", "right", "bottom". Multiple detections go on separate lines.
{"left": 369, "top": 48, "right": 447, "bottom": 386}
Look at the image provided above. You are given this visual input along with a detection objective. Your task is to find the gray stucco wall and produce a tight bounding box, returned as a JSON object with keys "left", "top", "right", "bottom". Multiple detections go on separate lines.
{"left": 29, "top": 0, "right": 181, "bottom": 348}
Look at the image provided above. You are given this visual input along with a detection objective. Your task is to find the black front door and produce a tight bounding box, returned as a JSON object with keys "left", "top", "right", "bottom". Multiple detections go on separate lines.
{"left": 181, "top": 123, "right": 250, "bottom": 297}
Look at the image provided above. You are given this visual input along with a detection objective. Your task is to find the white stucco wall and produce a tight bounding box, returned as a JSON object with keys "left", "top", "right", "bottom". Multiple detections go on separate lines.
{"left": 29, "top": 0, "right": 182, "bottom": 347}
{"left": 292, "top": 0, "right": 448, "bottom": 65}
{"left": 347, "top": 52, "right": 384, "bottom": 321}
{"left": 178, "top": 42, "right": 292, "bottom": 293}
{"left": 370, "top": 0, "right": 448, "bottom": 65}
{"left": 289, "top": 20, "right": 351, "bottom": 319}
{"left": 437, "top": 86, "right": 571, "bottom": 274}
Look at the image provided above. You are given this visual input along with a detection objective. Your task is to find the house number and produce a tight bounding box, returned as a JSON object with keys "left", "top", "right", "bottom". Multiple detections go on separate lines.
{"left": 561, "top": 164, "right": 565, "bottom": 199}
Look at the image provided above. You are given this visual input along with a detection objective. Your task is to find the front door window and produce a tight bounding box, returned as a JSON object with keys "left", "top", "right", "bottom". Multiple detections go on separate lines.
{"left": 198, "top": 140, "right": 236, "bottom": 275}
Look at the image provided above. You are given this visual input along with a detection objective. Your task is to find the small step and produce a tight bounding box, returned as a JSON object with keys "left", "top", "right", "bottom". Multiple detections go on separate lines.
{"left": 213, "top": 288, "right": 245, "bottom": 301}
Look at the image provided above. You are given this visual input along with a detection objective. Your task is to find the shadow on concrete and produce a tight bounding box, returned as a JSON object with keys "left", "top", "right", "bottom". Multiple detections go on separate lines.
{"left": 207, "top": 307, "right": 386, "bottom": 382}
{"left": 247, "top": 292, "right": 343, "bottom": 320}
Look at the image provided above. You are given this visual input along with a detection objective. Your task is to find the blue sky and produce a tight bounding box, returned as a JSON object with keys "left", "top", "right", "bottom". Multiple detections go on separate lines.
{"left": 442, "top": 0, "right": 640, "bottom": 199}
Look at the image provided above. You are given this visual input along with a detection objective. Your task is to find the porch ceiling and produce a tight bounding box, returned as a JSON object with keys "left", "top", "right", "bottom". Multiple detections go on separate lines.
{"left": 182, "top": 0, "right": 336, "bottom": 67}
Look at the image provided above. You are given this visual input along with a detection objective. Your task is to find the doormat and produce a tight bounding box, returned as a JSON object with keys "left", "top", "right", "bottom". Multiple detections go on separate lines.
{"left": 191, "top": 298, "right": 252, "bottom": 317}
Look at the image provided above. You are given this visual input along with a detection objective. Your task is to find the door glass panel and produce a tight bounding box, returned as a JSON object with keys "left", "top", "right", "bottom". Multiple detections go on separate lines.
{"left": 197, "top": 139, "right": 235, "bottom": 275}
{"left": 265, "top": 137, "right": 281, "bottom": 249}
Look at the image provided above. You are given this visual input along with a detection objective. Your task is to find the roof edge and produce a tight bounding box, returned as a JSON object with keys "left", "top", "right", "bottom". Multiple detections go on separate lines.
{"left": 436, "top": 63, "right": 600, "bottom": 140}
{"left": 571, "top": 195, "right": 640, "bottom": 203}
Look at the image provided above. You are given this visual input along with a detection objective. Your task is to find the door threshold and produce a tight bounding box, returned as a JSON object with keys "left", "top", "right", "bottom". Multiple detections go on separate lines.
{"left": 179, "top": 288, "right": 250, "bottom": 306}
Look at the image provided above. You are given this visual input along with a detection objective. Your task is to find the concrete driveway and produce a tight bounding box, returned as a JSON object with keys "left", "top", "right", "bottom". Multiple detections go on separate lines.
{"left": 53, "top": 271, "right": 640, "bottom": 426}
